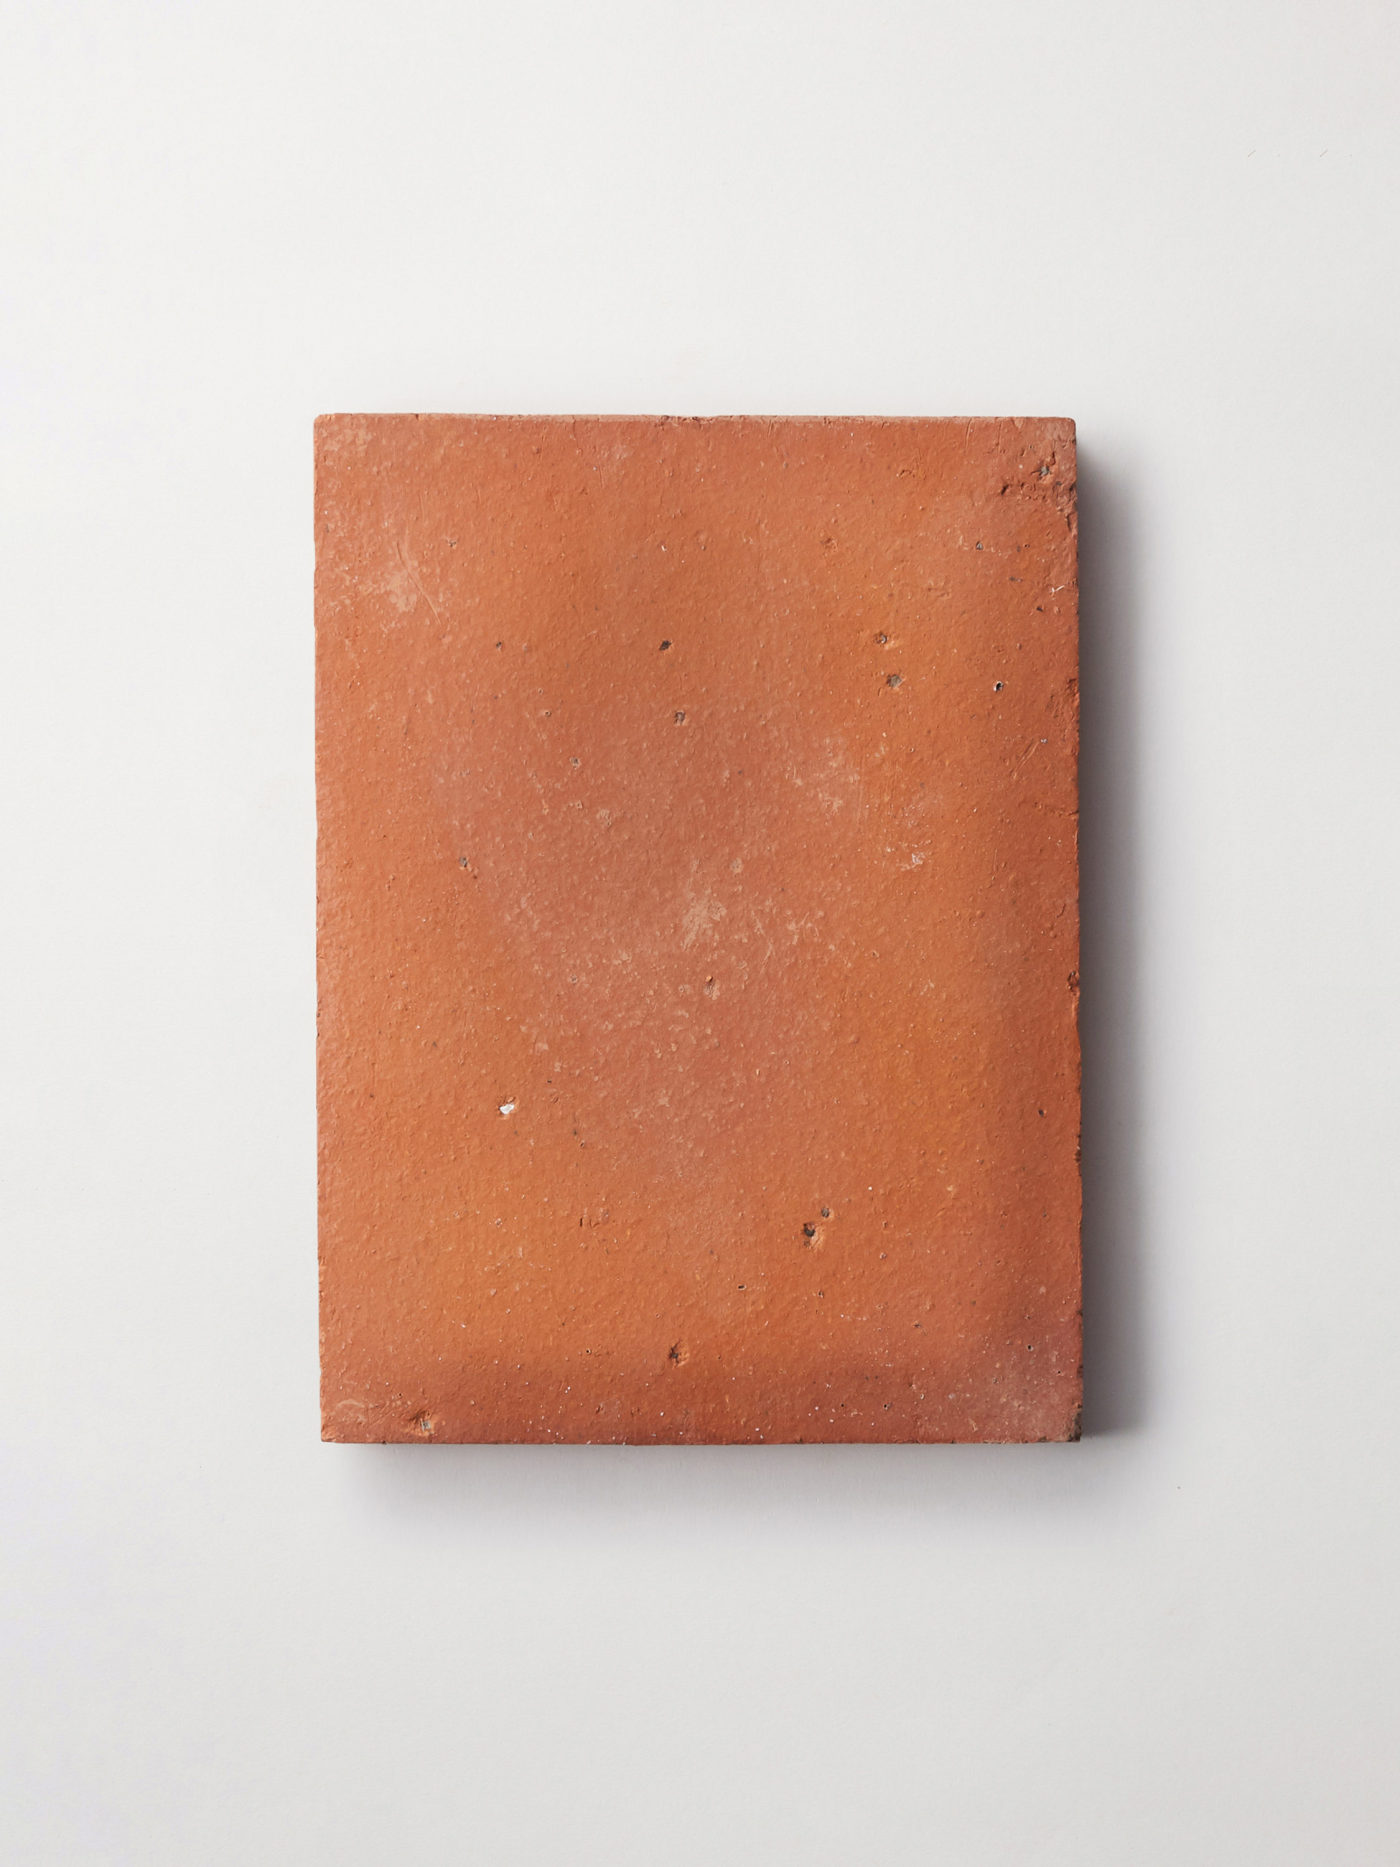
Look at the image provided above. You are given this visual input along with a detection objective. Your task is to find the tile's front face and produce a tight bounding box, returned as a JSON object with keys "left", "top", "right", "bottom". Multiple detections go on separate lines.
{"left": 316, "top": 415, "right": 1080, "bottom": 1442}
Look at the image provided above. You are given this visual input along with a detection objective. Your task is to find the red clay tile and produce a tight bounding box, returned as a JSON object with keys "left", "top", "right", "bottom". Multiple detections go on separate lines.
{"left": 316, "top": 415, "right": 1080, "bottom": 1442}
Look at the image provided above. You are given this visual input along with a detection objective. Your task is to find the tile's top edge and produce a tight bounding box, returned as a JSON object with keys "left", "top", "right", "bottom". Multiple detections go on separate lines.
{"left": 314, "top": 412, "right": 1076, "bottom": 431}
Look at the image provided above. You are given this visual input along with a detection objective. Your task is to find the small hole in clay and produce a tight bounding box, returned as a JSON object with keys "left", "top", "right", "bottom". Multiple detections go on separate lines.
{"left": 994, "top": 681, "right": 1004, "bottom": 691}
{"left": 876, "top": 632, "right": 888, "bottom": 645}
{"left": 802, "top": 1222, "right": 817, "bottom": 1240}
{"left": 659, "top": 639, "right": 672, "bottom": 651}
{"left": 674, "top": 710, "right": 686, "bottom": 723}
{"left": 820, "top": 1207, "right": 831, "bottom": 1219}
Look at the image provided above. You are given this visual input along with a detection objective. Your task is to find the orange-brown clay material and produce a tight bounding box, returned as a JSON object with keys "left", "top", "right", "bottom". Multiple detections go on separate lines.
{"left": 316, "top": 416, "right": 1080, "bottom": 1444}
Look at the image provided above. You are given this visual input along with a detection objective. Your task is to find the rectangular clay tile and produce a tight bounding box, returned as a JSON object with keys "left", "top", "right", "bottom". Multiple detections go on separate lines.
{"left": 316, "top": 415, "right": 1080, "bottom": 1442}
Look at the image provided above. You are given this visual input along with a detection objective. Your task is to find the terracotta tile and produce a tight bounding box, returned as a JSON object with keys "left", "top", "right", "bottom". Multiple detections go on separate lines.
{"left": 316, "top": 416, "right": 1080, "bottom": 1443}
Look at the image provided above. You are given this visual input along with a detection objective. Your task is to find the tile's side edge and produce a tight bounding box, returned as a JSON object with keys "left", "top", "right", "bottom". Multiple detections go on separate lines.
{"left": 313, "top": 420, "right": 337, "bottom": 1442}
{"left": 1065, "top": 424, "right": 1084, "bottom": 1437}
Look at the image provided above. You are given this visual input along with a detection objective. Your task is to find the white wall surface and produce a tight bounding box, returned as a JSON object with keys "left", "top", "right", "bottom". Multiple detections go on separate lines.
{"left": 3, "top": 3, "right": 1397, "bottom": 1861}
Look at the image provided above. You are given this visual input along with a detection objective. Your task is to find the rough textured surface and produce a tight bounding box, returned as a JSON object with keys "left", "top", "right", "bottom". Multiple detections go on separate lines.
{"left": 316, "top": 414, "right": 1080, "bottom": 1443}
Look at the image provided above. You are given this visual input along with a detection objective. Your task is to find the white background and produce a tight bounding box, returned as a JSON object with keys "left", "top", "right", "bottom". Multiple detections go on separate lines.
{"left": 2, "top": 3, "right": 1397, "bottom": 1861}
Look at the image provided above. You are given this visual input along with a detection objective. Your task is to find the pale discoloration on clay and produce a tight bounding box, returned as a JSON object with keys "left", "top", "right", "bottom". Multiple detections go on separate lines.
{"left": 316, "top": 415, "right": 1080, "bottom": 1443}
